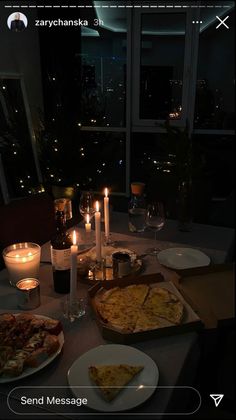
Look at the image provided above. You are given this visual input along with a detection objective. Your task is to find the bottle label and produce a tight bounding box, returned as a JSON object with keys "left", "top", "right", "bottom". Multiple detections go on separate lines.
{"left": 51, "top": 248, "right": 71, "bottom": 270}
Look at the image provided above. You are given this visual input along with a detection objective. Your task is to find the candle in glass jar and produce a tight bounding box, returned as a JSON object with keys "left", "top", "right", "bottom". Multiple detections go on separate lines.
{"left": 70, "top": 230, "right": 78, "bottom": 305}
{"left": 85, "top": 214, "right": 91, "bottom": 233}
{"left": 95, "top": 201, "right": 101, "bottom": 262}
{"left": 104, "top": 187, "right": 110, "bottom": 240}
{"left": 3, "top": 243, "right": 41, "bottom": 287}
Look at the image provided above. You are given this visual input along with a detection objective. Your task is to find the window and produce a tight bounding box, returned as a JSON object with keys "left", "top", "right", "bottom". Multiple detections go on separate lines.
{"left": 0, "top": 77, "right": 41, "bottom": 199}
{"left": 132, "top": 9, "right": 191, "bottom": 127}
{"left": 194, "top": 8, "right": 235, "bottom": 131}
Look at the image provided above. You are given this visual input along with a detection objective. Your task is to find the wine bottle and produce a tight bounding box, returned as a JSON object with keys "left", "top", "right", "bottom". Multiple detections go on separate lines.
{"left": 51, "top": 206, "right": 72, "bottom": 293}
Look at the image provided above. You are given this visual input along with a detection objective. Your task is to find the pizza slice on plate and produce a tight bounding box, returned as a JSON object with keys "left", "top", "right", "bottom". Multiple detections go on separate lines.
{"left": 89, "top": 364, "right": 143, "bottom": 401}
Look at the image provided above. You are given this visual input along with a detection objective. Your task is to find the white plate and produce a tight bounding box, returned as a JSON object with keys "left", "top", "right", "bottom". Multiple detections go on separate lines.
{"left": 0, "top": 314, "right": 64, "bottom": 384}
{"left": 157, "top": 247, "right": 210, "bottom": 270}
{"left": 67, "top": 344, "right": 159, "bottom": 412}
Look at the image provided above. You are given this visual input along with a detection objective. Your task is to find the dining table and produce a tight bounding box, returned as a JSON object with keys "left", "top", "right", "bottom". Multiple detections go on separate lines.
{"left": 0, "top": 212, "right": 234, "bottom": 419}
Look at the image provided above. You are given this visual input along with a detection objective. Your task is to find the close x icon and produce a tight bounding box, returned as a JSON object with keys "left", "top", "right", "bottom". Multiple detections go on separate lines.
{"left": 216, "top": 15, "right": 230, "bottom": 29}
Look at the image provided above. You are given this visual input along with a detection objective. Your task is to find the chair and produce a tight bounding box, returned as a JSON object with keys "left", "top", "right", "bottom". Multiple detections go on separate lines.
{"left": 0, "top": 193, "right": 56, "bottom": 269}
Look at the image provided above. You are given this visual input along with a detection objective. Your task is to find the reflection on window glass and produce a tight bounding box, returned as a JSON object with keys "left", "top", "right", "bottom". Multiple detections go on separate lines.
{"left": 194, "top": 9, "right": 235, "bottom": 129}
{"left": 80, "top": 9, "right": 127, "bottom": 127}
{"left": 131, "top": 133, "right": 177, "bottom": 218}
{"left": 76, "top": 131, "right": 125, "bottom": 192}
{"left": 140, "top": 13, "right": 186, "bottom": 120}
{"left": 0, "top": 79, "right": 39, "bottom": 198}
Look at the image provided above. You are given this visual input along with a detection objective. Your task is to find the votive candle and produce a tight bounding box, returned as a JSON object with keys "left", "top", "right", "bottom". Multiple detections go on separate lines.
{"left": 85, "top": 214, "right": 91, "bottom": 233}
{"left": 3, "top": 243, "right": 41, "bottom": 287}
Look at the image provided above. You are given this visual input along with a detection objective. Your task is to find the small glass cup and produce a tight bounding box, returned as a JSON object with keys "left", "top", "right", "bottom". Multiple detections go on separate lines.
{"left": 2, "top": 242, "right": 41, "bottom": 287}
{"left": 77, "top": 256, "right": 90, "bottom": 280}
{"left": 61, "top": 296, "right": 86, "bottom": 322}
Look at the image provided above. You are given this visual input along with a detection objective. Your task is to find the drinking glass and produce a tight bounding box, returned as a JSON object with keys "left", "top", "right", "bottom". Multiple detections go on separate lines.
{"left": 79, "top": 191, "right": 95, "bottom": 220}
{"left": 145, "top": 202, "right": 165, "bottom": 255}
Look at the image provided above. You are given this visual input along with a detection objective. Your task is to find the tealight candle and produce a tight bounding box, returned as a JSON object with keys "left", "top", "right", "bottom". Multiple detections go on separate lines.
{"left": 95, "top": 201, "right": 101, "bottom": 262}
{"left": 2, "top": 243, "right": 41, "bottom": 287}
{"left": 85, "top": 214, "right": 91, "bottom": 233}
{"left": 70, "top": 230, "right": 78, "bottom": 305}
{"left": 16, "top": 278, "right": 40, "bottom": 310}
{"left": 104, "top": 187, "right": 110, "bottom": 241}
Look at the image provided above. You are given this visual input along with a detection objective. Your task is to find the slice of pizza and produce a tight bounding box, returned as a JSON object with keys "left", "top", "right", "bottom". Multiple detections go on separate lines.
{"left": 134, "top": 308, "right": 163, "bottom": 332}
{"left": 125, "top": 284, "right": 150, "bottom": 306}
{"left": 100, "top": 284, "right": 149, "bottom": 309}
{"left": 96, "top": 303, "right": 139, "bottom": 333}
{"left": 144, "top": 287, "right": 184, "bottom": 325}
{"left": 89, "top": 364, "right": 143, "bottom": 401}
{"left": 100, "top": 287, "right": 132, "bottom": 306}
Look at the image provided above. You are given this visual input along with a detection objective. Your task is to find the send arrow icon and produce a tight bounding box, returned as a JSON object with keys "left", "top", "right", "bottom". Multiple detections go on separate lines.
{"left": 210, "top": 394, "right": 224, "bottom": 407}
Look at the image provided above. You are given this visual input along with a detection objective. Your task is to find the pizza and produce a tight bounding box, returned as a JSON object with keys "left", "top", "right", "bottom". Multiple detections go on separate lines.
{"left": 0, "top": 313, "right": 62, "bottom": 377}
{"left": 97, "top": 302, "right": 139, "bottom": 333}
{"left": 89, "top": 364, "right": 143, "bottom": 401}
{"left": 143, "top": 287, "right": 184, "bottom": 325}
{"left": 95, "top": 284, "right": 184, "bottom": 333}
{"left": 100, "top": 284, "right": 149, "bottom": 306}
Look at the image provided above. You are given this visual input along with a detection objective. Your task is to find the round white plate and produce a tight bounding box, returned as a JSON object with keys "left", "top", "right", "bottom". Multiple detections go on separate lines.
{"left": 157, "top": 247, "right": 210, "bottom": 270}
{"left": 0, "top": 314, "right": 64, "bottom": 384}
{"left": 67, "top": 344, "right": 159, "bottom": 412}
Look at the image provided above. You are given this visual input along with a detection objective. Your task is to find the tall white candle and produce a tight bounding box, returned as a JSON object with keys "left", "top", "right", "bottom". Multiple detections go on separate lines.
{"left": 95, "top": 201, "right": 101, "bottom": 262}
{"left": 85, "top": 214, "right": 91, "bottom": 233}
{"left": 104, "top": 187, "right": 110, "bottom": 240}
{"left": 70, "top": 230, "right": 78, "bottom": 305}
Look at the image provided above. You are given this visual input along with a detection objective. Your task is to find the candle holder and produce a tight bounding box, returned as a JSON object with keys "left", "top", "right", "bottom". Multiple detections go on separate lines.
{"left": 61, "top": 296, "right": 86, "bottom": 322}
{"left": 2, "top": 242, "right": 41, "bottom": 287}
{"left": 16, "top": 278, "right": 41, "bottom": 310}
{"left": 103, "top": 234, "right": 116, "bottom": 247}
{"left": 89, "top": 258, "right": 107, "bottom": 281}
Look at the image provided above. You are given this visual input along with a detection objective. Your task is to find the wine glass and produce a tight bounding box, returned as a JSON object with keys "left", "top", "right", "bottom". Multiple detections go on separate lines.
{"left": 145, "top": 202, "right": 165, "bottom": 256}
{"left": 79, "top": 191, "right": 95, "bottom": 221}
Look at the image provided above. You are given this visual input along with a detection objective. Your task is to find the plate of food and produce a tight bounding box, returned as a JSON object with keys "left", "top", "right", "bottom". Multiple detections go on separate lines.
{"left": 157, "top": 247, "right": 210, "bottom": 270}
{"left": 0, "top": 313, "right": 64, "bottom": 383}
{"left": 67, "top": 344, "right": 159, "bottom": 412}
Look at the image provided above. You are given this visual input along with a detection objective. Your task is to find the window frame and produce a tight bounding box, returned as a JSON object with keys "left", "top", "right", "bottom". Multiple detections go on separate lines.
{"left": 78, "top": 5, "right": 235, "bottom": 197}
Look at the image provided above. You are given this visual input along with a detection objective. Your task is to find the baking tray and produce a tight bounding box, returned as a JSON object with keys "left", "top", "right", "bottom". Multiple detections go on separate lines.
{"left": 88, "top": 273, "right": 203, "bottom": 344}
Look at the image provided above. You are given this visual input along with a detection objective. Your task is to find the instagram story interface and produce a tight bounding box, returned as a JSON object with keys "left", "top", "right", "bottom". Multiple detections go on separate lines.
{"left": 0, "top": 1, "right": 235, "bottom": 419}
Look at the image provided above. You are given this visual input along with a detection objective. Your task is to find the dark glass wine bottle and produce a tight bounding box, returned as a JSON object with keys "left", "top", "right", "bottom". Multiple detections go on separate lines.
{"left": 51, "top": 207, "right": 72, "bottom": 293}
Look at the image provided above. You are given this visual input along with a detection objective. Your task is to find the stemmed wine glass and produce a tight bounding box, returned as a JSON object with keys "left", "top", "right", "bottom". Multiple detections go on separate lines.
{"left": 79, "top": 191, "right": 95, "bottom": 221}
{"left": 145, "top": 202, "right": 165, "bottom": 256}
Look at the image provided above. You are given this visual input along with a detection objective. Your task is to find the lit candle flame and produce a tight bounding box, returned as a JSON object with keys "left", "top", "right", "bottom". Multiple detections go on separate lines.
{"left": 104, "top": 187, "right": 108, "bottom": 198}
{"left": 95, "top": 201, "right": 99, "bottom": 212}
{"left": 72, "top": 230, "right": 77, "bottom": 246}
{"left": 86, "top": 214, "right": 90, "bottom": 224}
